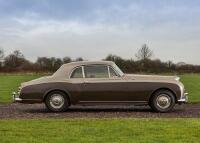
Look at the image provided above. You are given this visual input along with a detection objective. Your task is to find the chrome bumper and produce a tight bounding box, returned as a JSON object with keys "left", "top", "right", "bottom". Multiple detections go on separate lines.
{"left": 12, "top": 92, "right": 22, "bottom": 103}
{"left": 178, "top": 93, "right": 188, "bottom": 104}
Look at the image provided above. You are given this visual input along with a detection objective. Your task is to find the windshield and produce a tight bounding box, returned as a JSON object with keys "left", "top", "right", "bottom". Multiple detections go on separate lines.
{"left": 112, "top": 64, "right": 124, "bottom": 77}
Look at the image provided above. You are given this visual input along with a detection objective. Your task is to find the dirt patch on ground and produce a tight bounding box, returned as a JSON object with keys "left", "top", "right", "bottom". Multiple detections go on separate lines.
{"left": 0, "top": 103, "right": 200, "bottom": 119}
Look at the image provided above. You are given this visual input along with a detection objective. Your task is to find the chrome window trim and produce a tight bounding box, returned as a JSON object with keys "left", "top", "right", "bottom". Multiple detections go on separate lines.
{"left": 83, "top": 64, "right": 109, "bottom": 79}
{"left": 112, "top": 64, "right": 124, "bottom": 77}
{"left": 70, "top": 64, "right": 121, "bottom": 79}
{"left": 109, "top": 66, "right": 121, "bottom": 77}
{"left": 69, "top": 66, "right": 84, "bottom": 79}
{"left": 107, "top": 66, "right": 111, "bottom": 78}
{"left": 82, "top": 66, "right": 85, "bottom": 78}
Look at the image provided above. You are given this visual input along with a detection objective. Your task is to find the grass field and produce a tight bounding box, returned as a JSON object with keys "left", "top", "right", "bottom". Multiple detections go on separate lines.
{"left": 0, "top": 74, "right": 43, "bottom": 103}
{"left": 0, "top": 75, "right": 199, "bottom": 142}
{"left": 0, "top": 119, "right": 199, "bottom": 143}
{"left": 180, "top": 74, "right": 200, "bottom": 103}
{"left": 0, "top": 74, "right": 199, "bottom": 103}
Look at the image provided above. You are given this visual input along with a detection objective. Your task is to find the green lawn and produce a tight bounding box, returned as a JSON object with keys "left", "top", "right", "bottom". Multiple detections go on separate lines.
{"left": 0, "top": 74, "right": 43, "bottom": 103}
{"left": 180, "top": 74, "right": 200, "bottom": 103}
{"left": 0, "top": 74, "right": 199, "bottom": 103}
{"left": 0, "top": 75, "right": 200, "bottom": 143}
{"left": 0, "top": 119, "right": 199, "bottom": 143}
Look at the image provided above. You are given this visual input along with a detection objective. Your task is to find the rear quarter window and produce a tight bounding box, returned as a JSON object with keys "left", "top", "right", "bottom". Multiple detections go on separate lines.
{"left": 71, "top": 67, "right": 83, "bottom": 78}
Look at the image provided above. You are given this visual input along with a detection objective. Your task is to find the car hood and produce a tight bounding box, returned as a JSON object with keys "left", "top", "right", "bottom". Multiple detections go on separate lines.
{"left": 124, "top": 74, "right": 180, "bottom": 81}
{"left": 21, "top": 76, "right": 54, "bottom": 87}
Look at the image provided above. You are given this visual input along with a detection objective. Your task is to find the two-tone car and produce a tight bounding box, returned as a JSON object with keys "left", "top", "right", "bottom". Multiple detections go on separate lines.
{"left": 13, "top": 61, "right": 188, "bottom": 112}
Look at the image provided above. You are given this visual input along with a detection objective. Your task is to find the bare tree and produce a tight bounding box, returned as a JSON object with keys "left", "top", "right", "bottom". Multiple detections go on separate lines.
{"left": 0, "top": 48, "right": 4, "bottom": 60}
{"left": 135, "top": 44, "right": 153, "bottom": 61}
{"left": 0, "top": 48, "right": 4, "bottom": 68}
{"left": 13, "top": 50, "right": 24, "bottom": 59}
{"left": 4, "top": 50, "right": 26, "bottom": 68}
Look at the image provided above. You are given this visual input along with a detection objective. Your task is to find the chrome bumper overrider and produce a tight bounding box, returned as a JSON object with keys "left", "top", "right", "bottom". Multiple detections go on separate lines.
{"left": 178, "top": 93, "right": 188, "bottom": 103}
{"left": 12, "top": 92, "right": 22, "bottom": 103}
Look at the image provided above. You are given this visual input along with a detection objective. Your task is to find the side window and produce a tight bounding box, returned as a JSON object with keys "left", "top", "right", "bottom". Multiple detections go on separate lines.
{"left": 84, "top": 65, "right": 109, "bottom": 78}
{"left": 109, "top": 66, "right": 118, "bottom": 78}
{"left": 71, "top": 67, "right": 83, "bottom": 78}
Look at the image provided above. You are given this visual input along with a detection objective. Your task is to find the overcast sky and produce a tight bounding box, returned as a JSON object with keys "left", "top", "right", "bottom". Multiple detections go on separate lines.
{"left": 0, "top": 0, "right": 200, "bottom": 64}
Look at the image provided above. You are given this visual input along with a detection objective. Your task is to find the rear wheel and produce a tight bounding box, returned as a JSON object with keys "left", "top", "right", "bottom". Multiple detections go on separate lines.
{"left": 45, "top": 91, "right": 69, "bottom": 112}
{"left": 150, "top": 90, "right": 176, "bottom": 113}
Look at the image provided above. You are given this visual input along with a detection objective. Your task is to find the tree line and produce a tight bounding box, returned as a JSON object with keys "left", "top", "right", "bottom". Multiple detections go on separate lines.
{"left": 0, "top": 44, "right": 199, "bottom": 73}
{"left": 0, "top": 49, "right": 84, "bottom": 72}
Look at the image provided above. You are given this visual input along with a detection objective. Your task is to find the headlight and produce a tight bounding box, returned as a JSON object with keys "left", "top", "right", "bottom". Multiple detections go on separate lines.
{"left": 18, "top": 86, "right": 22, "bottom": 95}
{"left": 175, "top": 76, "right": 180, "bottom": 81}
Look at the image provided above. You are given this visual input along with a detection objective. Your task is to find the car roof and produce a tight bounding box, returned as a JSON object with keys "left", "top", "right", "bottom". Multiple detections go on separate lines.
{"left": 64, "top": 61, "right": 114, "bottom": 67}
{"left": 53, "top": 61, "right": 115, "bottom": 78}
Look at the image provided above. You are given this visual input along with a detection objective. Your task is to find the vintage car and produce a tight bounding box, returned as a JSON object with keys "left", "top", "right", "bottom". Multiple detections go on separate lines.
{"left": 13, "top": 61, "right": 188, "bottom": 112}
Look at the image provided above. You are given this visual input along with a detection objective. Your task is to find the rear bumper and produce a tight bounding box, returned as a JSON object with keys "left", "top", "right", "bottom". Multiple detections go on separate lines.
{"left": 178, "top": 93, "right": 188, "bottom": 104}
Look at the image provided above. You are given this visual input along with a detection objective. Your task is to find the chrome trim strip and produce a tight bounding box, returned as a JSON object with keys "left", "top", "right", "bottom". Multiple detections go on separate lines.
{"left": 107, "top": 66, "right": 111, "bottom": 78}
{"left": 79, "top": 101, "right": 147, "bottom": 103}
{"left": 69, "top": 64, "right": 121, "bottom": 79}
{"left": 69, "top": 66, "right": 83, "bottom": 79}
{"left": 110, "top": 66, "right": 121, "bottom": 77}
{"left": 178, "top": 99, "right": 187, "bottom": 102}
{"left": 82, "top": 66, "right": 85, "bottom": 78}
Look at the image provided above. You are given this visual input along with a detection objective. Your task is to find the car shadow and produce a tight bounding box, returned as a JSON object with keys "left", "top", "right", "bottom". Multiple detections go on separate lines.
{"left": 20, "top": 104, "right": 187, "bottom": 114}
{"left": 23, "top": 105, "right": 158, "bottom": 113}
{"left": 68, "top": 107, "right": 152, "bottom": 113}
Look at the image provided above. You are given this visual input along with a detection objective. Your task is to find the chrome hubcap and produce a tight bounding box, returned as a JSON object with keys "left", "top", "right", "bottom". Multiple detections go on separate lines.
{"left": 156, "top": 94, "right": 171, "bottom": 109}
{"left": 49, "top": 94, "right": 64, "bottom": 109}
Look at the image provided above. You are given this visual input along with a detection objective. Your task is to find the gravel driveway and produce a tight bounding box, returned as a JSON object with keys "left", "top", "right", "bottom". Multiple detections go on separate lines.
{"left": 0, "top": 103, "right": 200, "bottom": 119}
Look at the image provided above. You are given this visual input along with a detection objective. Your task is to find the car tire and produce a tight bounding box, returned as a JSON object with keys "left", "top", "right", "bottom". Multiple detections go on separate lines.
{"left": 45, "top": 91, "right": 69, "bottom": 112}
{"left": 150, "top": 90, "right": 176, "bottom": 113}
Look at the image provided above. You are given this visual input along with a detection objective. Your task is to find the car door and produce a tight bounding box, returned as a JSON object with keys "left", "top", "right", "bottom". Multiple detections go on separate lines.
{"left": 68, "top": 66, "right": 85, "bottom": 103}
{"left": 79, "top": 64, "right": 130, "bottom": 102}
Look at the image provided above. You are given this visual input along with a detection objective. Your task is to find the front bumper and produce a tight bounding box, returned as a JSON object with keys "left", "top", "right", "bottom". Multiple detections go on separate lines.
{"left": 178, "top": 92, "right": 188, "bottom": 104}
{"left": 12, "top": 92, "right": 22, "bottom": 103}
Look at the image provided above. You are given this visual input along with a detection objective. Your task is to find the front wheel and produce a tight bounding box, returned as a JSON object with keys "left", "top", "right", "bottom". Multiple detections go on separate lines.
{"left": 150, "top": 90, "right": 176, "bottom": 113}
{"left": 45, "top": 91, "right": 69, "bottom": 112}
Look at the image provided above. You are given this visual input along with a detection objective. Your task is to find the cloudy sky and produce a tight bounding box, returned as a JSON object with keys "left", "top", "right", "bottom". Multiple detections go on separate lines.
{"left": 0, "top": 0, "right": 200, "bottom": 64}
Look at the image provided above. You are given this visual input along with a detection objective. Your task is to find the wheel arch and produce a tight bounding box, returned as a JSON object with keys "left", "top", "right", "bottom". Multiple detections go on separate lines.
{"left": 43, "top": 89, "right": 71, "bottom": 105}
{"left": 149, "top": 87, "right": 178, "bottom": 104}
